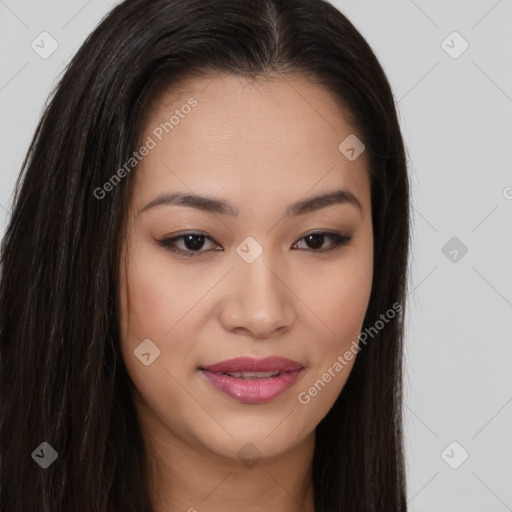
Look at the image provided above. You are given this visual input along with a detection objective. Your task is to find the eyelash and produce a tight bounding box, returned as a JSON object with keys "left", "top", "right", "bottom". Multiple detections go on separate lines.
{"left": 158, "top": 231, "right": 352, "bottom": 258}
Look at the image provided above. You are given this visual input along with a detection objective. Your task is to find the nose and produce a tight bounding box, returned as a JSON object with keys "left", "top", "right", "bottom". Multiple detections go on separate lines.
{"left": 220, "top": 253, "right": 296, "bottom": 339}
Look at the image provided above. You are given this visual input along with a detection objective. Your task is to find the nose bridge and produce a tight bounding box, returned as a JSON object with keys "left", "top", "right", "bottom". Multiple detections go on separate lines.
{"left": 222, "top": 239, "right": 295, "bottom": 336}
{"left": 239, "top": 250, "right": 280, "bottom": 303}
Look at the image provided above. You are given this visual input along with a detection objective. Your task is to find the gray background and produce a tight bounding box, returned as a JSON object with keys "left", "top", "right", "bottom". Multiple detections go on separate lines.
{"left": 1, "top": 0, "right": 511, "bottom": 510}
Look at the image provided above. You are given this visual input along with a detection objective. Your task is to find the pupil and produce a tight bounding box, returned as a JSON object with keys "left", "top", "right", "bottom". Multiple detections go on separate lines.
{"left": 306, "top": 234, "right": 324, "bottom": 249}
{"left": 184, "top": 235, "right": 205, "bottom": 250}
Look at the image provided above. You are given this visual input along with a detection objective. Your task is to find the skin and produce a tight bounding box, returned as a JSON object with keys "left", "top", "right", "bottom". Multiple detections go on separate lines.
{"left": 118, "top": 73, "right": 373, "bottom": 512}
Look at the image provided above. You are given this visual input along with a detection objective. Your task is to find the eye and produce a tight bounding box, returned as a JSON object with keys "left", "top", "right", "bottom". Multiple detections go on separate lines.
{"left": 291, "top": 232, "right": 352, "bottom": 252}
{"left": 158, "top": 232, "right": 221, "bottom": 257}
{"left": 158, "top": 231, "right": 352, "bottom": 258}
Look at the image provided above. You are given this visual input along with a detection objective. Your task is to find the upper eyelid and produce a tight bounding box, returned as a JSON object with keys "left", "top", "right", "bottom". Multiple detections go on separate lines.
{"left": 170, "top": 232, "right": 219, "bottom": 245}
{"left": 167, "top": 230, "right": 344, "bottom": 240}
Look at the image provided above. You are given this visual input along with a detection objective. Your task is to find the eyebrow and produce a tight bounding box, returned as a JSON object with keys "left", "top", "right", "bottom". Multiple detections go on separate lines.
{"left": 139, "top": 189, "right": 363, "bottom": 217}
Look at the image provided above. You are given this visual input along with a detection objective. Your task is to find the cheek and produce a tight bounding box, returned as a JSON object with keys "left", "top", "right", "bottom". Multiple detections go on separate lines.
{"left": 297, "top": 247, "right": 373, "bottom": 356}
{"left": 293, "top": 252, "right": 372, "bottom": 419}
{"left": 119, "top": 244, "right": 198, "bottom": 343}
{"left": 125, "top": 268, "right": 175, "bottom": 338}
{"left": 117, "top": 247, "right": 176, "bottom": 376}
{"left": 332, "top": 267, "right": 372, "bottom": 343}
{"left": 117, "top": 253, "right": 199, "bottom": 427}
{"left": 117, "top": 245, "right": 210, "bottom": 383}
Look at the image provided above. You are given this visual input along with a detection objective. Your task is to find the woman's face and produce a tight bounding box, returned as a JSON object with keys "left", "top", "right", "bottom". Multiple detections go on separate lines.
{"left": 118, "top": 74, "right": 373, "bottom": 463}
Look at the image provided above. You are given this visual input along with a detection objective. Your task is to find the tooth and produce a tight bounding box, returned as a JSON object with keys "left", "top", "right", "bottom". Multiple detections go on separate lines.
{"left": 222, "top": 371, "right": 281, "bottom": 379}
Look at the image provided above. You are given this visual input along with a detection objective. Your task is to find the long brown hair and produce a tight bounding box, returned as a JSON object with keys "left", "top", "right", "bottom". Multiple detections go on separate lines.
{"left": 0, "top": 0, "right": 410, "bottom": 510}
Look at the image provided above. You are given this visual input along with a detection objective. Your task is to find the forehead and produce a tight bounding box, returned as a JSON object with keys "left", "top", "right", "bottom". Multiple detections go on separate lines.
{"left": 132, "top": 73, "right": 370, "bottom": 214}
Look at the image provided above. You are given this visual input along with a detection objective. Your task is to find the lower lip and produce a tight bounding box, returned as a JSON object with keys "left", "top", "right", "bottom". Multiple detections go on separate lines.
{"left": 200, "top": 369, "right": 303, "bottom": 403}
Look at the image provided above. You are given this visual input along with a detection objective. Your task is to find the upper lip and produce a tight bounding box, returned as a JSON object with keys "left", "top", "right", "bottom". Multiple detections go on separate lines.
{"left": 200, "top": 356, "right": 304, "bottom": 373}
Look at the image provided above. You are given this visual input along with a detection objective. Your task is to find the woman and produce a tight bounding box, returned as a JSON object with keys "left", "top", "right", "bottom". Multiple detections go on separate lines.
{"left": 0, "top": 0, "right": 410, "bottom": 510}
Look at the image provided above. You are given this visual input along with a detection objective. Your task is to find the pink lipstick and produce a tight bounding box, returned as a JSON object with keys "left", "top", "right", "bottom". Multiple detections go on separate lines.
{"left": 199, "top": 356, "right": 304, "bottom": 404}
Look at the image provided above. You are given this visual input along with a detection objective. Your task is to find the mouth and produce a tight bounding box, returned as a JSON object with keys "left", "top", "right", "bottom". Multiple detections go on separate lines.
{"left": 213, "top": 370, "right": 284, "bottom": 379}
{"left": 199, "top": 356, "right": 305, "bottom": 403}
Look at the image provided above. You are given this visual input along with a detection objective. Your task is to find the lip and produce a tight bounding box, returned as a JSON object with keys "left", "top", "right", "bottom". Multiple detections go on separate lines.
{"left": 201, "top": 356, "right": 303, "bottom": 373}
{"left": 199, "top": 356, "right": 305, "bottom": 404}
